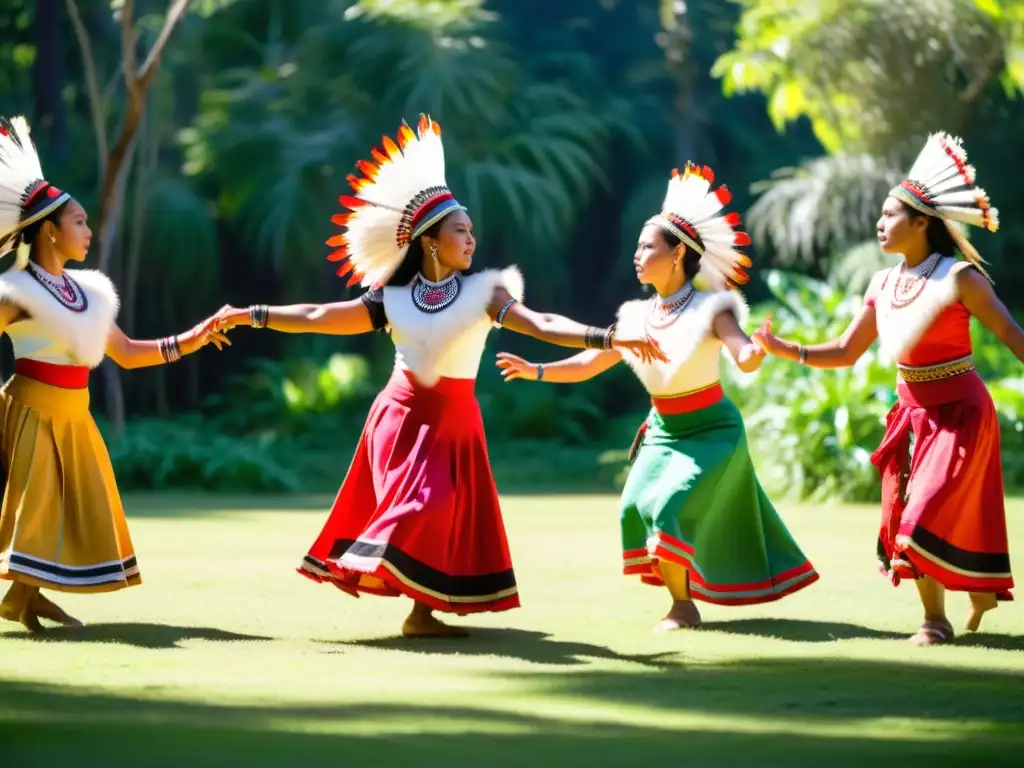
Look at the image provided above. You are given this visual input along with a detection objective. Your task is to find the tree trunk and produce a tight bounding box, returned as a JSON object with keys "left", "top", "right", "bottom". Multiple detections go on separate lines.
{"left": 32, "top": 0, "right": 67, "bottom": 164}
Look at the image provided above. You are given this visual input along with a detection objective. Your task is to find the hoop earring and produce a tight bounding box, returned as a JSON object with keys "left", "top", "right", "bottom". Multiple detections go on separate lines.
{"left": 430, "top": 243, "right": 439, "bottom": 262}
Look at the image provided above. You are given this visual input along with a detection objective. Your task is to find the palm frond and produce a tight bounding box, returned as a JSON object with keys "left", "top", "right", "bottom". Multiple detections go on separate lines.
{"left": 747, "top": 153, "right": 902, "bottom": 268}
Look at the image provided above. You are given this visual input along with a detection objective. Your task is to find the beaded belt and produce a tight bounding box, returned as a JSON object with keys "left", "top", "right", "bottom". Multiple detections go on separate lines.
{"left": 897, "top": 355, "right": 975, "bottom": 383}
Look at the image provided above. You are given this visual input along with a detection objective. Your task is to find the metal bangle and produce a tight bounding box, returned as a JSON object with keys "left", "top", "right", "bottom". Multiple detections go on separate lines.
{"left": 249, "top": 304, "right": 269, "bottom": 329}
{"left": 798, "top": 345, "right": 808, "bottom": 365}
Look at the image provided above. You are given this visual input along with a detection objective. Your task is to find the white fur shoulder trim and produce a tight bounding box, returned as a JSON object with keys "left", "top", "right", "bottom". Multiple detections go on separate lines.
{"left": 0, "top": 266, "right": 119, "bottom": 367}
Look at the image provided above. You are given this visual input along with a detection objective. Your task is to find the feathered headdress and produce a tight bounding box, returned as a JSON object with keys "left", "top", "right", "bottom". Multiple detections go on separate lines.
{"left": 889, "top": 132, "right": 998, "bottom": 281}
{"left": 0, "top": 116, "right": 72, "bottom": 269}
{"left": 649, "top": 163, "right": 752, "bottom": 291}
{"left": 327, "top": 115, "right": 466, "bottom": 289}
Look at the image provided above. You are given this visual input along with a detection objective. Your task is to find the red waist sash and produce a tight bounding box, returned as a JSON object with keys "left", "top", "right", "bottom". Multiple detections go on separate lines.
{"left": 651, "top": 383, "right": 724, "bottom": 415}
{"left": 14, "top": 359, "right": 90, "bottom": 389}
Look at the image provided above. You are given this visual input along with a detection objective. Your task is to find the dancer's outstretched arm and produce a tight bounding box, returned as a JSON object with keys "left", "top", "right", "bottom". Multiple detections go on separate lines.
{"left": 752, "top": 273, "right": 883, "bottom": 369}
{"left": 958, "top": 267, "right": 1024, "bottom": 363}
{"left": 490, "top": 287, "right": 666, "bottom": 364}
{"left": 712, "top": 310, "right": 767, "bottom": 373}
{"left": 105, "top": 319, "right": 229, "bottom": 369}
{"left": 209, "top": 299, "right": 377, "bottom": 336}
{"left": 496, "top": 350, "right": 621, "bottom": 384}
{"left": 0, "top": 301, "right": 228, "bottom": 370}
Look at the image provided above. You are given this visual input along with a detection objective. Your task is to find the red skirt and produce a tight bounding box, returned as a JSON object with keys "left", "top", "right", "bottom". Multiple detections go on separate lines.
{"left": 298, "top": 370, "right": 519, "bottom": 614}
{"left": 871, "top": 370, "right": 1013, "bottom": 597}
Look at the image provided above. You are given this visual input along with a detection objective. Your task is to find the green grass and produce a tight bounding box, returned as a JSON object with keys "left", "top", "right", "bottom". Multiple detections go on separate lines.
{"left": 2, "top": 495, "right": 1023, "bottom": 766}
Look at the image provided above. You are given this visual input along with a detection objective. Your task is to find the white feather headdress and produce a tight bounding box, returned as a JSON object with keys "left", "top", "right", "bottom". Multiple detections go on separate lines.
{"left": 890, "top": 132, "right": 998, "bottom": 280}
{"left": 0, "top": 116, "right": 72, "bottom": 269}
{"left": 327, "top": 115, "right": 466, "bottom": 289}
{"left": 649, "top": 163, "right": 752, "bottom": 291}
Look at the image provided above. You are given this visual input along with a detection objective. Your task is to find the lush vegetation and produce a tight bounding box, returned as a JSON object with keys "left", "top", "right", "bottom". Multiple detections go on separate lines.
{"left": 0, "top": 0, "right": 1021, "bottom": 498}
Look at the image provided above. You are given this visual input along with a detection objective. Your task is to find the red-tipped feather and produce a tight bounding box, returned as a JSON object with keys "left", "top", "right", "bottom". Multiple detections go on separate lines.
{"left": 734, "top": 232, "right": 751, "bottom": 247}
{"left": 331, "top": 212, "right": 353, "bottom": 226}
{"left": 724, "top": 211, "right": 742, "bottom": 227}
{"left": 326, "top": 234, "right": 346, "bottom": 247}
{"left": 732, "top": 269, "right": 750, "bottom": 285}
{"left": 702, "top": 165, "right": 715, "bottom": 184}
{"left": 338, "top": 194, "right": 368, "bottom": 209}
{"left": 417, "top": 114, "right": 430, "bottom": 135}
{"left": 432, "top": 120, "right": 442, "bottom": 137}
{"left": 346, "top": 174, "right": 367, "bottom": 192}
{"left": 335, "top": 259, "right": 356, "bottom": 275}
{"left": 737, "top": 253, "right": 752, "bottom": 268}
{"left": 346, "top": 271, "right": 364, "bottom": 287}
{"left": 326, "top": 248, "right": 349, "bottom": 263}
{"left": 715, "top": 186, "right": 732, "bottom": 206}
{"left": 370, "top": 147, "right": 388, "bottom": 165}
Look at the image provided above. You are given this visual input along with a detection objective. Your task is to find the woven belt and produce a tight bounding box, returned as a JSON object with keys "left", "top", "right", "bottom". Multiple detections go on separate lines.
{"left": 897, "top": 355, "right": 975, "bottom": 383}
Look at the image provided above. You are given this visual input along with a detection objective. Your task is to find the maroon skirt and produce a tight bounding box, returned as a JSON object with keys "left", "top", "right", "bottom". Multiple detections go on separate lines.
{"left": 298, "top": 370, "right": 519, "bottom": 614}
{"left": 872, "top": 369, "right": 1012, "bottom": 597}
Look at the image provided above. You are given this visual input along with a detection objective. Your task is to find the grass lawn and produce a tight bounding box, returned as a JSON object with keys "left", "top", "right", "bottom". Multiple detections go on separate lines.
{"left": 1, "top": 494, "right": 1023, "bottom": 766}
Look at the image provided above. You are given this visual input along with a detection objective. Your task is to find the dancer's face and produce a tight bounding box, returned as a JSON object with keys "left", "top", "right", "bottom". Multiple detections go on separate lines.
{"left": 876, "top": 196, "right": 926, "bottom": 256}
{"left": 427, "top": 209, "right": 476, "bottom": 272}
{"left": 48, "top": 199, "right": 91, "bottom": 263}
{"left": 633, "top": 223, "right": 683, "bottom": 288}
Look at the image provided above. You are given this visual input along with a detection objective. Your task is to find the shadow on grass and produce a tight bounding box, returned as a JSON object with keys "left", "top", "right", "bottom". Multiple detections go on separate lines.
{"left": 1, "top": 657, "right": 1022, "bottom": 765}
{"left": 701, "top": 618, "right": 1024, "bottom": 652}
{"left": 0, "top": 622, "right": 272, "bottom": 649}
{"left": 331, "top": 627, "right": 680, "bottom": 668}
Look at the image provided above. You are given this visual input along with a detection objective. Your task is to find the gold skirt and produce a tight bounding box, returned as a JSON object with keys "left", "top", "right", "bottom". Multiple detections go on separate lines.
{"left": 0, "top": 374, "right": 140, "bottom": 593}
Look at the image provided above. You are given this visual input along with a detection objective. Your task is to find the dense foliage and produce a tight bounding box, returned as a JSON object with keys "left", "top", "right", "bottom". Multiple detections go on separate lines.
{"left": 0, "top": 0, "right": 1020, "bottom": 498}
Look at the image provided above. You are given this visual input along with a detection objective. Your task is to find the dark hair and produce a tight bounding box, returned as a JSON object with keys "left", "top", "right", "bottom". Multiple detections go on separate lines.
{"left": 17, "top": 200, "right": 70, "bottom": 259}
{"left": 385, "top": 210, "right": 472, "bottom": 286}
{"left": 656, "top": 224, "right": 701, "bottom": 280}
{"left": 899, "top": 201, "right": 957, "bottom": 258}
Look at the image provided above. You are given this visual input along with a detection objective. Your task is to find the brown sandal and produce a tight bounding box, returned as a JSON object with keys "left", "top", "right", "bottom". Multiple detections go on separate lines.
{"left": 908, "top": 619, "right": 954, "bottom": 646}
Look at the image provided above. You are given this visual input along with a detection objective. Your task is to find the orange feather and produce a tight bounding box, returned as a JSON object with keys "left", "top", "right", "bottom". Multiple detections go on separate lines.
{"left": 382, "top": 135, "right": 401, "bottom": 159}
{"left": 326, "top": 248, "right": 349, "bottom": 263}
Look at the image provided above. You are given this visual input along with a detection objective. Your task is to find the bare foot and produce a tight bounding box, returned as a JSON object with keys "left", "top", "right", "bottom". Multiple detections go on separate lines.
{"left": 653, "top": 599, "right": 701, "bottom": 632}
{"left": 32, "top": 594, "right": 85, "bottom": 628}
{"left": 401, "top": 612, "right": 469, "bottom": 638}
{"left": 966, "top": 592, "right": 998, "bottom": 632}
{"left": 908, "top": 619, "right": 953, "bottom": 646}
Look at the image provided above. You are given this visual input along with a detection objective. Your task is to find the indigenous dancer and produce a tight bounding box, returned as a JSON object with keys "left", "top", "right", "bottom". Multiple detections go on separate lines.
{"left": 753, "top": 133, "right": 1023, "bottom": 645}
{"left": 0, "top": 116, "right": 227, "bottom": 632}
{"left": 209, "top": 116, "right": 664, "bottom": 637}
{"left": 497, "top": 164, "right": 818, "bottom": 631}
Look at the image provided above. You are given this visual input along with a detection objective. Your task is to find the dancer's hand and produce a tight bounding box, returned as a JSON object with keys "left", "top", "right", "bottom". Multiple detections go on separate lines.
{"left": 210, "top": 304, "right": 252, "bottom": 332}
{"left": 180, "top": 315, "right": 232, "bottom": 354}
{"left": 496, "top": 352, "right": 540, "bottom": 381}
{"left": 611, "top": 331, "right": 668, "bottom": 364}
{"left": 736, "top": 340, "right": 766, "bottom": 370}
{"left": 750, "top": 314, "right": 781, "bottom": 356}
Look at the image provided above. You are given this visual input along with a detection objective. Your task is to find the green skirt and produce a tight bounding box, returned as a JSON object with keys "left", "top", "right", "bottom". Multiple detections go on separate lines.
{"left": 620, "top": 397, "right": 818, "bottom": 605}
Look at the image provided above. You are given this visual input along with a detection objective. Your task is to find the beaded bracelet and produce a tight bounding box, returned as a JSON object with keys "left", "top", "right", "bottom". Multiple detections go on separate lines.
{"left": 536, "top": 363, "right": 544, "bottom": 381}
{"left": 798, "top": 345, "right": 808, "bottom": 365}
{"left": 496, "top": 298, "right": 517, "bottom": 326}
{"left": 249, "top": 304, "right": 269, "bottom": 329}
{"left": 158, "top": 335, "right": 182, "bottom": 363}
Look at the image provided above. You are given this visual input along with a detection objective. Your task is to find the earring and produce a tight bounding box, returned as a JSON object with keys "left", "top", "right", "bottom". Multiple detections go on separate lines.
{"left": 430, "top": 243, "right": 439, "bottom": 262}
{"left": 49, "top": 234, "right": 56, "bottom": 244}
